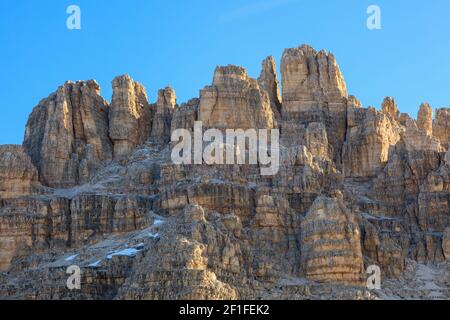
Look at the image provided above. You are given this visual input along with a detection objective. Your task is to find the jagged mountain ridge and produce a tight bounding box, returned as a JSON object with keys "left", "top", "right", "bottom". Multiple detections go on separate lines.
{"left": 0, "top": 44, "right": 449, "bottom": 300}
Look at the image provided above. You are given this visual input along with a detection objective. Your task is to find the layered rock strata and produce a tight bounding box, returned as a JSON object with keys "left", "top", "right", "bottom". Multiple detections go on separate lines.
{"left": 434, "top": 108, "right": 450, "bottom": 148}
{"left": 0, "top": 145, "right": 40, "bottom": 198}
{"left": 110, "top": 75, "right": 153, "bottom": 158}
{"left": 0, "top": 44, "right": 449, "bottom": 300}
{"left": 23, "top": 80, "right": 112, "bottom": 187}
{"left": 151, "top": 87, "right": 177, "bottom": 143}
{"left": 280, "top": 45, "right": 349, "bottom": 165}
{"left": 199, "top": 65, "right": 275, "bottom": 129}
{"left": 300, "top": 195, "right": 364, "bottom": 285}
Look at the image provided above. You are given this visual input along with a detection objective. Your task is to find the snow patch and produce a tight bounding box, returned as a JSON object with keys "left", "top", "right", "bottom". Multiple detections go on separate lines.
{"left": 64, "top": 254, "right": 79, "bottom": 262}
{"left": 209, "top": 178, "right": 226, "bottom": 185}
{"left": 54, "top": 184, "right": 96, "bottom": 199}
{"left": 107, "top": 248, "right": 140, "bottom": 259}
{"left": 88, "top": 260, "right": 102, "bottom": 267}
{"left": 146, "top": 232, "right": 160, "bottom": 239}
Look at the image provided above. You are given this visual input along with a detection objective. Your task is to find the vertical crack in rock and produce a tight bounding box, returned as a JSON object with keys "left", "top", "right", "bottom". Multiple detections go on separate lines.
{"left": 23, "top": 80, "right": 113, "bottom": 187}
{"left": 0, "top": 44, "right": 449, "bottom": 300}
{"left": 110, "top": 75, "right": 153, "bottom": 158}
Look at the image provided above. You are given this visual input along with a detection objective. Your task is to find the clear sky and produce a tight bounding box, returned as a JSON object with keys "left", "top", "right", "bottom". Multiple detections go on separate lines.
{"left": 1, "top": 0, "right": 449, "bottom": 144}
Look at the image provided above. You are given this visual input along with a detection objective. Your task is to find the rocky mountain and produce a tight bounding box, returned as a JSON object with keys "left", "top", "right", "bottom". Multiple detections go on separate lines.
{"left": 0, "top": 44, "right": 448, "bottom": 300}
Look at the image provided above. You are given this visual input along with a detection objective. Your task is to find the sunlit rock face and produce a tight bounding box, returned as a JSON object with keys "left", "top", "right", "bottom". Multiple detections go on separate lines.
{"left": 281, "top": 45, "right": 347, "bottom": 106}
{"left": 199, "top": 65, "right": 275, "bottom": 130}
{"left": 434, "top": 108, "right": 450, "bottom": 149}
{"left": 110, "top": 75, "right": 153, "bottom": 158}
{"left": 300, "top": 195, "right": 365, "bottom": 286}
{"left": 279, "top": 45, "right": 349, "bottom": 166}
{"left": 381, "top": 97, "right": 399, "bottom": 120}
{"left": 0, "top": 145, "right": 40, "bottom": 199}
{"left": 171, "top": 98, "right": 199, "bottom": 133}
{"left": 151, "top": 86, "right": 177, "bottom": 143}
{"left": 23, "top": 80, "right": 113, "bottom": 188}
{"left": 258, "top": 56, "right": 282, "bottom": 121}
{"left": 0, "top": 44, "right": 449, "bottom": 300}
{"left": 342, "top": 107, "right": 401, "bottom": 178}
{"left": 417, "top": 103, "right": 433, "bottom": 137}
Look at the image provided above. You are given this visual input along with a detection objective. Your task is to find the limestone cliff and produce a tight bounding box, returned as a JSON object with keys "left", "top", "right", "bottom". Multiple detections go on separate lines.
{"left": 0, "top": 44, "right": 448, "bottom": 300}
{"left": 110, "top": 75, "right": 153, "bottom": 158}
{"left": 23, "top": 80, "right": 112, "bottom": 188}
{"left": 280, "top": 45, "right": 349, "bottom": 166}
{"left": 199, "top": 65, "right": 275, "bottom": 129}
{"left": 0, "top": 145, "right": 40, "bottom": 199}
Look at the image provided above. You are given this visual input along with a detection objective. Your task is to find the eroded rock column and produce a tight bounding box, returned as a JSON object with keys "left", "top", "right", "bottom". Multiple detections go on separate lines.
{"left": 0, "top": 145, "right": 40, "bottom": 198}
{"left": 109, "top": 75, "right": 153, "bottom": 158}
{"left": 199, "top": 65, "right": 275, "bottom": 130}
{"left": 23, "top": 80, "right": 113, "bottom": 187}
{"left": 418, "top": 103, "right": 433, "bottom": 136}
{"left": 151, "top": 86, "right": 176, "bottom": 143}
{"left": 300, "top": 195, "right": 364, "bottom": 285}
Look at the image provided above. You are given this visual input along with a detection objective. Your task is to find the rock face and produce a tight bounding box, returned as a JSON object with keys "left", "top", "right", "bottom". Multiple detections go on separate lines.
{"left": 171, "top": 99, "right": 199, "bottom": 133}
{"left": 0, "top": 44, "right": 449, "bottom": 300}
{"left": 109, "top": 75, "right": 153, "bottom": 158}
{"left": 23, "top": 81, "right": 112, "bottom": 188}
{"left": 444, "top": 228, "right": 450, "bottom": 260}
{"left": 434, "top": 108, "right": 450, "bottom": 148}
{"left": 343, "top": 107, "right": 400, "bottom": 178}
{"left": 281, "top": 45, "right": 347, "bottom": 105}
{"left": 118, "top": 205, "right": 239, "bottom": 300}
{"left": 280, "top": 45, "right": 348, "bottom": 165}
{"left": 0, "top": 194, "right": 151, "bottom": 272}
{"left": 151, "top": 87, "right": 176, "bottom": 143}
{"left": 258, "top": 56, "right": 282, "bottom": 119}
{"left": 300, "top": 195, "right": 364, "bottom": 285}
{"left": 0, "top": 145, "right": 40, "bottom": 198}
{"left": 417, "top": 103, "right": 433, "bottom": 136}
{"left": 402, "top": 114, "right": 442, "bottom": 152}
{"left": 381, "top": 97, "right": 399, "bottom": 119}
{"left": 199, "top": 65, "right": 275, "bottom": 129}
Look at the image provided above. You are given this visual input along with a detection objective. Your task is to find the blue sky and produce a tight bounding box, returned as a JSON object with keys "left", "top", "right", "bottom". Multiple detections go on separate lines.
{"left": 0, "top": 0, "right": 449, "bottom": 144}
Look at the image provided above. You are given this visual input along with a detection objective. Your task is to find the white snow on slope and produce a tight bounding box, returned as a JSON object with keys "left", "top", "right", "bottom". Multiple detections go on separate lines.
{"left": 88, "top": 260, "right": 102, "bottom": 267}
{"left": 107, "top": 248, "right": 141, "bottom": 259}
{"left": 64, "top": 254, "right": 79, "bottom": 262}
